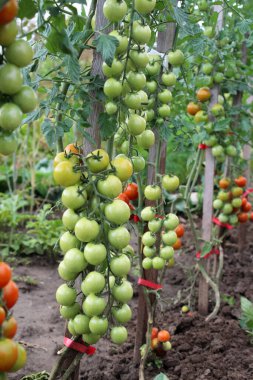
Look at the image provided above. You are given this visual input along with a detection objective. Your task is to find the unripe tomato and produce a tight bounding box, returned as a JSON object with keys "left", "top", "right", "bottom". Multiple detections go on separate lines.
{"left": 129, "top": 49, "right": 149, "bottom": 69}
{"left": 231, "top": 187, "right": 243, "bottom": 197}
{"left": 143, "top": 246, "right": 156, "bottom": 257}
{"left": 162, "top": 72, "right": 176, "bottom": 86}
{"left": 213, "top": 199, "right": 223, "bottom": 209}
{"left": 132, "top": 155, "right": 145, "bottom": 173}
{"left": 103, "top": 0, "right": 128, "bottom": 22}
{"left": 136, "top": 130, "right": 155, "bottom": 149}
{"left": 112, "top": 280, "right": 133, "bottom": 303}
{"left": 148, "top": 219, "right": 162, "bottom": 233}
{"left": 132, "top": 21, "right": 151, "bottom": 44}
{"left": 73, "top": 314, "right": 90, "bottom": 334}
{"left": 124, "top": 92, "right": 142, "bottom": 110}
{"left": 64, "top": 248, "right": 87, "bottom": 272}
{"left": 111, "top": 155, "right": 133, "bottom": 181}
{"left": 59, "top": 231, "right": 80, "bottom": 253}
{"left": 128, "top": 114, "right": 146, "bottom": 136}
{"left": 105, "top": 101, "right": 118, "bottom": 115}
{"left": 162, "top": 231, "right": 177, "bottom": 246}
{"left": 5, "top": 40, "right": 33, "bottom": 67}
{"left": 146, "top": 80, "right": 157, "bottom": 93}
{"left": 135, "top": 0, "right": 156, "bottom": 14}
{"left": 89, "top": 316, "right": 108, "bottom": 335}
{"left": 86, "top": 149, "right": 109, "bottom": 173}
{"left": 163, "top": 213, "right": 179, "bottom": 230}
{"left": 82, "top": 294, "right": 106, "bottom": 317}
{"left": 158, "top": 104, "right": 171, "bottom": 118}
{"left": 56, "top": 284, "right": 77, "bottom": 306}
{"left": 110, "top": 30, "right": 128, "bottom": 54}
{"left": 60, "top": 303, "right": 81, "bottom": 320}
{"left": 152, "top": 257, "right": 165, "bottom": 270}
{"left": 0, "top": 63, "right": 23, "bottom": 95}
{"left": 62, "top": 209, "right": 79, "bottom": 231}
{"left": 158, "top": 89, "right": 172, "bottom": 103}
{"left": 168, "top": 50, "right": 185, "bottom": 66}
{"left": 0, "top": 0, "right": 18, "bottom": 25}
{"left": 58, "top": 261, "right": 77, "bottom": 282}
{"left": 53, "top": 152, "right": 79, "bottom": 168}
{"left": 202, "top": 62, "right": 213, "bottom": 75}
{"left": 225, "top": 145, "right": 237, "bottom": 157}
{"left": 83, "top": 243, "right": 106, "bottom": 266}
{"left": 108, "top": 227, "right": 131, "bottom": 249}
{"left": 0, "top": 132, "right": 18, "bottom": 155}
{"left": 13, "top": 85, "right": 38, "bottom": 113}
{"left": 97, "top": 175, "right": 123, "bottom": 198}
{"left": 75, "top": 217, "right": 100, "bottom": 242}
{"left": 81, "top": 271, "right": 106, "bottom": 296}
{"left": 104, "top": 199, "right": 130, "bottom": 225}
{"left": 102, "top": 59, "right": 124, "bottom": 78}
{"left": 162, "top": 175, "right": 179, "bottom": 192}
{"left": 218, "top": 213, "right": 229, "bottom": 223}
{"left": 112, "top": 303, "right": 132, "bottom": 323}
{"left": 212, "top": 145, "right": 224, "bottom": 157}
{"left": 142, "top": 257, "right": 153, "bottom": 269}
{"left": 144, "top": 185, "right": 162, "bottom": 201}
{"left": 0, "top": 19, "right": 18, "bottom": 46}
{"left": 110, "top": 254, "right": 131, "bottom": 277}
{"left": 127, "top": 71, "right": 146, "bottom": 91}
{"left": 160, "top": 246, "right": 174, "bottom": 260}
{"left": 111, "top": 326, "right": 128, "bottom": 345}
{"left": 68, "top": 320, "right": 77, "bottom": 336}
{"left": 2, "top": 316, "right": 17, "bottom": 338}
{"left": 54, "top": 161, "right": 80, "bottom": 187}
{"left": 82, "top": 333, "right": 101, "bottom": 345}
{"left": 194, "top": 110, "right": 208, "bottom": 123}
{"left": 142, "top": 231, "right": 156, "bottom": 246}
{"left": 141, "top": 206, "right": 156, "bottom": 221}
{"left": 104, "top": 78, "right": 122, "bottom": 98}
{"left": 231, "top": 198, "right": 242, "bottom": 208}
{"left": 217, "top": 191, "right": 230, "bottom": 202}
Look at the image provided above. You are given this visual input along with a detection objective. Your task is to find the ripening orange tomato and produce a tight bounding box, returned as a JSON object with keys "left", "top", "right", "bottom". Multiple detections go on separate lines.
{"left": 196, "top": 87, "right": 211, "bottom": 102}
{"left": 157, "top": 330, "right": 171, "bottom": 342}
{"left": 151, "top": 327, "right": 158, "bottom": 339}
{"left": 173, "top": 238, "right": 182, "bottom": 250}
{"left": 219, "top": 178, "right": 230, "bottom": 189}
{"left": 238, "top": 212, "right": 248, "bottom": 223}
{"left": 186, "top": 102, "right": 201, "bottom": 116}
{"left": 234, "top": 176, "right": 247, "bottom": 187}
{"left": 0, "top": 262, "right": 12, "bottom": 288}
{"left": 175, "top": 224, "right": 185, "bottom": 238}
{"left": 65, "top": 143, "right": 80, "bottom": 155}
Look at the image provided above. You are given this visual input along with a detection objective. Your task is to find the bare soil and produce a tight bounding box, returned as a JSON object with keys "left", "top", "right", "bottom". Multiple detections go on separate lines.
{"left": 8, "top": 227, "right": 253, "bottom": 380}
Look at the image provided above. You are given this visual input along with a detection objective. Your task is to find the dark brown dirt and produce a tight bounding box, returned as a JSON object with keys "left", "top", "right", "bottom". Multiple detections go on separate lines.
{"left": 8, "top": 226, "right": 253, "bottom": 380}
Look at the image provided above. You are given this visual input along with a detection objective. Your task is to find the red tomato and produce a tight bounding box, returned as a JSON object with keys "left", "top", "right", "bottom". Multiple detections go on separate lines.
{"left": 0, "top": 338, "right": 18, "bottom": 371}
{"left": 250, "top": 212, "right": 253, "bottom": 222}
{"left": 0, "top": 307, "right": 6, "bottom": 325}
{"left": 117, "top": 193, "right": 130, "bottom": 204}
{"left": 242, "top": 202, "right": 252, "bottom": 212}
{"left": 2, "top": 316, "right": 17, "bottom": 338}
{"left": 151, "top": 327, "right": 158, "bottom": 339}
{"left": 0, "top": 262, "right": 12, "bottom": 288}
{"left": 238, "top": 213, "right": 248, "bottom": 223}
{"left": 157, "top": 330, "right": 171, "bottom": 342}
{"left": 241, "top": 197, "right": 247, "bottom": 208}
{"left": 3, "top": 280, "right": 19, "bottom": 309}
{"left": 175, "top": 224, "right": 185, "bottom": 238}
{"left": 0, "top": 0, "right": 18, "bottom": 25}
{"left": 124, "top": 183, "right": 138, "bottom": 200}
{"left": 234, "top": 176, "right": 247, "bottom": 187}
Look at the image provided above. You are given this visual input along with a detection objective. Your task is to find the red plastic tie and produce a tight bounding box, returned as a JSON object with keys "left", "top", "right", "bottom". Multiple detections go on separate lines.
{"left": 64, "top": 337, "right": 96, "bottom": 355}
{"left": 198, "top": 143, "right": 208, "bottom": 150}
{"left": 212, "top": 217, "right": 233, "bottom": 230}
{"left": 242, "top": 188, "right": 253, "bottom": 197}
{"left": 196, "top": 248, "right": 220, "bottom": 260}
{"left": 138, "top": 278, "right": 163, "bottom": 290}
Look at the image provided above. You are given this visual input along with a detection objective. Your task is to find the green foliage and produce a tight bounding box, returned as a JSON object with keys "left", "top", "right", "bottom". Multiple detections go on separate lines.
{"left": 221, "top": 293, "right": 235, "bottom": 307}
{"left": 240, "top": 297, "right": 253, "bottom": 339}
{"left": 153, "top": 374, "right": 170, "bottom": 380}
{"left": 21, "top": 372, "right": 50, "bottom": 380}
{"left": 93, "top": 34, "right": 119, "bottom": 66}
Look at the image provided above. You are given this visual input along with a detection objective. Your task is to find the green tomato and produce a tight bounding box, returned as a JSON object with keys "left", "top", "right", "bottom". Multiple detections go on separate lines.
{"left": 132, "top": 21, "right": 151, "bottom": 44}
{"left": 163, "top": 213, "right": 179, "bottom": 230}
{"left": 127, "top": 71, "right": 146, "bottom": 91}
{"left": 122, "top": 244, "right": 135, "bottom": 256}
{"left": 53, "top": 161, "right": 81, "bottom": 187}
{"left": 103, "top": 0, "right": 128, "bottom": 22}
{"left": 222, "top": 203, "right": 233, "bottom": 215}
{"left": 81, "top": 271, "right": 106, "bottom": 296}
{"left": 141, "top": 206, "right": 156, "bottom": 221}
{"left": 0, "top": 132, "right": 18, "bottom": 156}
{"left": 128, "top": 114, "right": 146, "bottom": 136}
{"left": 162, "top": 175, "right": 180, "bottom": 192}
{"left": 5, "top": 40, "right": 33, "bottom": 67}
{"left": 59, "top": 231, "right": 80, "bottom": 254}
{"left": 105, "top": 102, "right": 118, "bottom": 115}
{"left": 82, "top": 294, "right": 106, "bottom": 317}
{"left": 0, "top": 103, "right": 23, "bottom": 132}
{"left": 111, "top": 326, "right": 128, "bottom": 345}
{"left": 58, "top": 261, "right": 78, "bottom": 281}
{"left": 146, "top": 109, "right": 155, "bottom": 121}
{"left": 89, "top": 316, "right": 108, "bottom": 335}
{"left": 68, "top": 319, "right": 77, "bottom": 336}
{"left": 73, "top": 314, "right": 90, "bottom": 334}
{"left": 146, "top": 61, "right": 161, "bottom": 76}
{"left": 135, "top": 0, "right": 156, "bottom": 14}
{"left": 129, "top": 49, "right": 149, "bottom": 69}
{"left": 112, "top": 280, "right": 133, "bottom": 303}
{"left": 64, "top": 248, "right": 87, "bottom": 272}
{"left": 162, "top": 231, "right": 177, "bottom": 246}
{"left": 82, "top": 333, "right": 101, "bottom": 345}
{"left": 143, "top": 246, "right": 156, "bottom": 258}
{"left": 108, "top": 226, "right": 131, "bottom": 249}
{"left": 214, "top": 72, "right": 224, "bottom": 84}
{"left": 124, "top": 92, "right": 142, "bottom": 110}
{"left": 132, "top": 155, "right": 146, "bottom": 173}
{"left": 217, "top": 191, "right": 230, "bottom": 202}
{"left": 202, "top": 62, "right": 213, "bottom": 75}
{"left": 144, "top": 185, "right": 162, "bottom": 201}
{"left": 148, "top": 219, "right": 162, "bottom": 233}
{"left": 102, "top": 59, "right": 124, "bottom": 78}
{"left": 225, "top": 145, "right": 237, "bottom": 157}
{"left": 162, "top": 72, "right": 176, "bottom": 86}
{"left": 110, "top": 254, "right": 131, "bottom": 277}
{"left": 56, "top": 284, "right": 77, "bottom": 306}
{"left": 136, "top": 130, "right": 155, "bottom": 149}
{"left": 104, "top": 200, "right": 130, "bottom": 225}
{"left": 152, "top": 257, "right": 165, "bottom": 270}
{"left": 212, "top": 145, "right": 224, "bottom": 157}
{"left": 142, "top": 257, "right": 153, "bottom": 269}
{"left": 0, "top": 64, "right": 23, "bottom": 95}
{"left": 205, "top": 135, "right": 218, "bottom": 147}
{"left": 168, "top": 50, "right": 185, "bottom": 66}
{"left": 160, "top": 246, "right": 174, "bottom": 260}
{"left": 142, "top": 231, "right": 156, "bottom": 247}
{"left": 213, "top": 199, "right": 223, "bottom": 210}
{"left": 218, "top": 213, "right": 229, "bottom": 223}
{"left": 0, "top": 20, "right": 18, "bottom": 46}
{"left": 60, "top": 303, "right": 81, "bottom": 320}
{"left": 61, "top": 185, "right": 88, "bottom": 210}
{"left": 104, "top": 78, "right": 122, "bottom": 98}
{"left": 229, "top": 214, "right": 238, "bottom": 225}
{"left": 86, "top": 149, "right": 109, "bottom": 173}
{"left": 112, "top": 304, "right": 132, "bottom": 323}
{"left": 75, "top": 217, "right": 100, "bottom": 242}
{"left": 97, "top": 174, "right": 123, "bottom": 199}
{"left": 84, "top": 243, "right": 107, "bottom": 266}
{"left": 13, "top": 85, "right": 38, "bottom": 113}
{"left": 146, "top": 80, "right": 157, "bottom": 93}
{"left": 158, "top": 90, "right": 172, "bottom": 103}
{"left": 62, "top": 209, "right": 79, "bottom": 231}
{"left": 231, "top": 198, "right": 242, "bottom": 208}
{"left": 203, "top": 26, "right": 214, "bottom": 38}
{"left": 110, "top": 30, "right": 128, "bottom": 54}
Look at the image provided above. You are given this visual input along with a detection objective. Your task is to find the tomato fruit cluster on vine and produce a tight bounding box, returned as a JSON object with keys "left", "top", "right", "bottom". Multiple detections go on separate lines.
{"left": 0, "top": 261, "right": 27, "bottom": 379}
{"left": 54, "top": 145, "right": 137, "bottom": 346}
{"left": 0, "top": 0, "right": 37, "bottom": 156}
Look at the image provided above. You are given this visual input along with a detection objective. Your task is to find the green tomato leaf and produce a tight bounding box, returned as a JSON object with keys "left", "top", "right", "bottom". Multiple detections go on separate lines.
{"left": 200, "top": 241, "right": 212, "bottom": 257}
{"left": 18, "top": 0, "right": 37, "bottom": 19}
{"left": 92, "top": 34, "right": 119, "bottom": 66}
{"left": 99, "top": 112, "right": 117, "bottom": 140}
{"left": 65, "top": 55, "right": 80, "bottom": 83}
{"left": 41, "top": 118, "right": 64, "bottom": 148}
